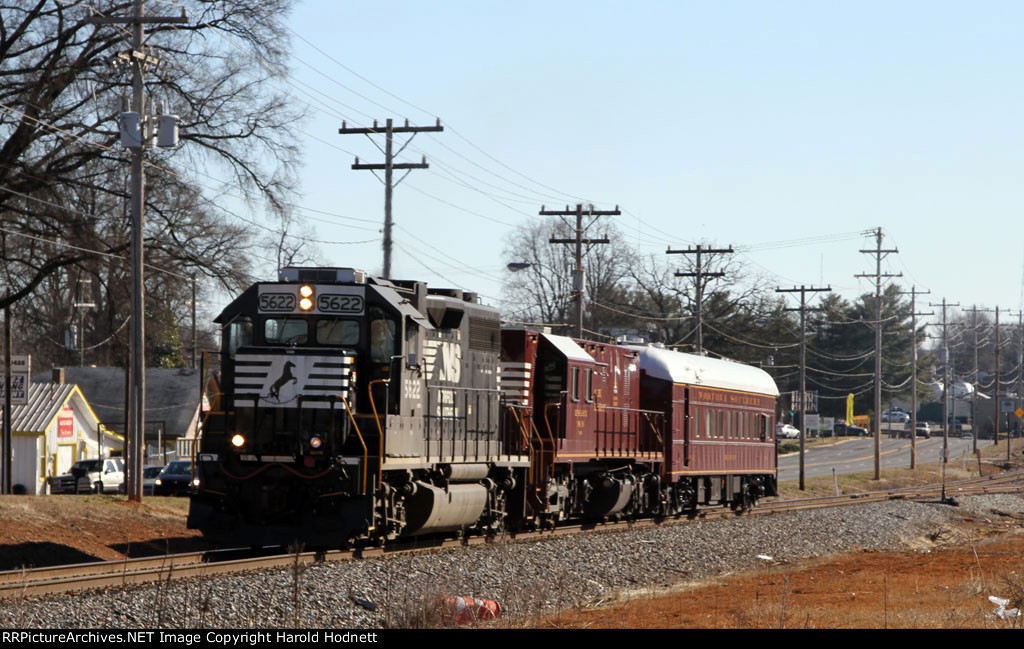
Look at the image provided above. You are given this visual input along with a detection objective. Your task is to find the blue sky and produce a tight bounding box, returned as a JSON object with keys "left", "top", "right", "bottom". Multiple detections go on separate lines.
{"left": 260, "top": 1, "right": 1024, "bottom": 328}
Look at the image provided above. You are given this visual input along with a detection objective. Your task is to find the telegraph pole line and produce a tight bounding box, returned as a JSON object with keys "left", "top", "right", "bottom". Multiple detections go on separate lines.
{"left": 1002, "top": 310, "right": 1023, "bottom": 462}
{"left": 899, "top": 286, "right": 931, "bottom": 469}
{"left": 542, "top": 204, "right": 617, "bottom": 338}
{"left": 776, "top": 284, "right": 831, "bottom": 491}
{"left": 965, "top": 305, "right": 993, "bottom": 455}
{"left": 88, "top": 0, "right": 187, "bottom": 503}
{"left": 1018, "top": 309, "right": 1023, "bottom": 446}
{"left": 855, "top": 227, "right": 901, "bottom": 480}
{"left": 339, "top": 118, "right": 443, "bottom": 278}
{"left": 668, "top": 244, "right": 734, "bottom": 354}
{"left": 996, "top": 307, "right": 1007, "bottom": 460}
{"left": 928, "top": 297, "right": 960, "bottom": 502}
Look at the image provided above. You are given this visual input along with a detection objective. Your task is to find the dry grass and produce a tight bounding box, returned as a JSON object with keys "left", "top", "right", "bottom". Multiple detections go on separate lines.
{"left": 538, "top": 437, "right": 1024, "bottom": 629}
{"left": 542, "top": 532, "right": 1024, "bottom": 628}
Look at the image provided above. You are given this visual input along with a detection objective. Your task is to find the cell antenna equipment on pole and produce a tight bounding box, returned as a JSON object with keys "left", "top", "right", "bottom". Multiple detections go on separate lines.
{"left": 88, "top": 1, "right": 186, "bottom": 502}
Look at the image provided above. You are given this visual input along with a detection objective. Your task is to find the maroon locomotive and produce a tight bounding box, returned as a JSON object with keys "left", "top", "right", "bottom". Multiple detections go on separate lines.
{"left": 500, "top": 329, "right": 779, "bottom": 527}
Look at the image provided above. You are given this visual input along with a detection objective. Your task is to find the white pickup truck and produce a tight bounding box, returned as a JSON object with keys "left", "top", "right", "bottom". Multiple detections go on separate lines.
{"left": 48, "top": 458, "right": 125, "bottom": 494}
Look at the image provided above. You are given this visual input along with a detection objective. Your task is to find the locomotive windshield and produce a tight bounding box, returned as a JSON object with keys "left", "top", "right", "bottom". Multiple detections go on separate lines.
{"left": 264, "top": 317, "right": 308, "bottom": 345}
{"left": 316, "top": 318, "right": 359, "bottom": 345}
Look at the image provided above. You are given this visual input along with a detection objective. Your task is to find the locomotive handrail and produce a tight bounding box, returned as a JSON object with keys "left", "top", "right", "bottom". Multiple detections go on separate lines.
{"left": 542, "top": 401, "right": 561, "bottom": 448}
{"left": 641, "top": 411, "right": 665, "bottom": 449}
{"left": 367, "top": 379, "right": 388, "bottom": 488}
{"left": 504, "top": 404, "right": 533, "bottom": 469}
{"left": 340, "top": 395, "right": 369, "bottom": 493}
{"left": 423, "top": 385, "right": 504, "bottom": 462}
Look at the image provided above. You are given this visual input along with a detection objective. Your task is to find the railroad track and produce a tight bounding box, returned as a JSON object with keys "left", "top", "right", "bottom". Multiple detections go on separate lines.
{"left": 3, "top": 469, "right": 1023, "bottom": 601}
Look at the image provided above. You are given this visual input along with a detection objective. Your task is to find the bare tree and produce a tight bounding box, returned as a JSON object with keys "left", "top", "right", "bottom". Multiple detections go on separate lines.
{"left": 502, "top": 217, "right": 635, "bottom": 337}
{"left": 0, "top": 1, "right": 307, "bottom": 368}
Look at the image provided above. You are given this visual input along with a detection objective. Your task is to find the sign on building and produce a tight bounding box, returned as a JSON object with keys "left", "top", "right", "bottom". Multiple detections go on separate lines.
{"left": 58, "top": 407, "right": 74, "bottom": 438}
{"left": 790, "top": 390, "right": 818, "bottom": 412}
{"left": 0, "top": 355, "right": 30, "bottom": 406}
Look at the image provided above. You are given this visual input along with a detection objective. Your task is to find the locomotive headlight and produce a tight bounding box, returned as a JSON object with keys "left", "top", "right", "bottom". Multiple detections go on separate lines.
{"left": 192, "top": 477, "right": 200, "bottom": 487}
{"left": 309, "top": 435, "right": 323, "bottom": 450}
{"left": 299, "top": 284, "right": 315, "bottom": 311}
{"left": 231, "top": 434, "right": 246, "bottom": 448}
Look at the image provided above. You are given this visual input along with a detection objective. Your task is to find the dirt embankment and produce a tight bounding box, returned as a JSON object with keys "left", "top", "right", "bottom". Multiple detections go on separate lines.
{"left": 0, "top": 495, "right": 204, "bottom": 571}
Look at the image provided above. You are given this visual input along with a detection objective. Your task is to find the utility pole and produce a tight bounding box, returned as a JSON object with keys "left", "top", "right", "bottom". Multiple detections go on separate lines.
{"left": 776, "top": 284, "right": 831, "bottom": 491}
{"left": 1003, "top": 310, "right": 1023, "bottom": 462}
{"left": 542, "top": 204, "right": 617, "bottom": 338}
{"left": 929, "top": 298, "right": 960, "bottom": 499}
{"left": 190, "top": 274, "right": 197, "bottom": 370}
{"left": 74, "top": 275, "right": 96, "bottom": 368}
{"left": 89, "top": 1, "right": 186, "bottom": 502}
{"left": 1018, "top": 309, "right": 1023, "bottom": 445}
{"left": 996, "top": 307, "right": 1005, "bottom": 460}
{"left": 899, "top": 286, "right": 931, "bottom": 469}
{"left": 339, "top": 118, "right": 443, "bottom": 278}
{"left": 965, "top": 305, "right": 993, "bottom": 454}
{"left": 2, "top": 308, "right": 9, "bottom": 495}
{"left": 667, "top": 244, "right": 734, "bottom": 354}
{"left": 855, "top": 227, "right": 901, "bottom": 480}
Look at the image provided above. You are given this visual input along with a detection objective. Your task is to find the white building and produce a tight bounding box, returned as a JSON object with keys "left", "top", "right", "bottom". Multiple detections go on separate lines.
{"left": 7, "top": 383, "right": 122, "bottom": 494}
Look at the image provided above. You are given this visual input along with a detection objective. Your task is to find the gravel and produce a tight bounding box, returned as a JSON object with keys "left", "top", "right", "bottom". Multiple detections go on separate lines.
{"left": 2, "top": 493, "right": 1023, "bottom": 628}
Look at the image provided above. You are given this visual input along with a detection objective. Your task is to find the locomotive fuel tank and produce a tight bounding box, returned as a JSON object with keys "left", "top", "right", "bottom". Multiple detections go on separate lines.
{"left": 403, "top": 482, "right": 489, "bottom": 535}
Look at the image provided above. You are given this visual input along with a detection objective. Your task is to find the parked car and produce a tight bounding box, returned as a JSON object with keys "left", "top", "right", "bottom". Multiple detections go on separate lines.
{"left": 48, "top": 458, "right": 125, "bottom": 494}
{"left": 776, "top": 423, "right": 800, "bottom": 439}
{"left": 845, "top": 425, "right": 869, "bottom": 437}
{"left": 882, "top": 411, "right": 910, "bottom": 423}
{"left": 960, "top": 432, "right": 974, "bottom": 440}
{"left": 153, "top": 460, "right": 196, "bottom": 496}
{"left": 142, "top": 465, "right": 165, "bottom": 496}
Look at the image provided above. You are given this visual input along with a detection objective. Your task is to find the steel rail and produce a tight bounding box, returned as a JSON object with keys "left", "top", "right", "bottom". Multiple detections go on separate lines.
{"left": 2, "top": 470, "right": 1022, "bottom": 600}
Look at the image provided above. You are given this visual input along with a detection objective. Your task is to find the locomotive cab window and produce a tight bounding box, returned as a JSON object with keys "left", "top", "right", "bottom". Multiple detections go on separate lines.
{"left": 585, "top": 369, "right": 594, "bottom": 403}
{"left": 225, "top": 316, "right": 253, "bottom": 359}
{"left": 264, "top": 317, "right": 308, "bottom": 345}
{"left": 369, "top": 311, "right": 397, "bottom": 363}
{"left": 316, "top": 319, "right": 360, "bottom": 346}
{"left": 571, "top": 367, "right": 580, "bottom": 402}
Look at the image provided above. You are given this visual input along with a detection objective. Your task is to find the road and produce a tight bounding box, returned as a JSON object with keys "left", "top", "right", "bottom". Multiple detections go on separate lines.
{"left": 777, "top": 434, "right": 989, "bottom": 482}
